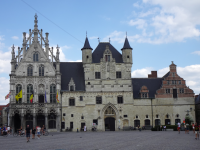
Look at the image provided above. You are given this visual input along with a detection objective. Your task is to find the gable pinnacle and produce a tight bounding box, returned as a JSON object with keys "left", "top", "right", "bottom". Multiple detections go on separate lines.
{"left": 121, "top": 36, "right": 132, "bottom": 50}
{"left": 81, "top": 37, "right": 93, "bottom": 50}
{"left": 34, "top": 13, "right": 38, "bottom": 30}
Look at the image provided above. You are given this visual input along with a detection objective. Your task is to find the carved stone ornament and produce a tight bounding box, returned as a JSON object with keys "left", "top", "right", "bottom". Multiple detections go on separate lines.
{"left": 38, "top": 84, "right": 45, "bottom": 94}
{"left": 48, "top": 108, "right": 57, "bottom": 114}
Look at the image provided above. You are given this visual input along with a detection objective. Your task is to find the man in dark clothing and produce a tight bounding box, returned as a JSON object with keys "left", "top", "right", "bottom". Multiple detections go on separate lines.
{"left": 194, "top": 122, "right": 199, "bottom": 140}
{"left": 25, "top": 125, "right": 31, "bottom": 142}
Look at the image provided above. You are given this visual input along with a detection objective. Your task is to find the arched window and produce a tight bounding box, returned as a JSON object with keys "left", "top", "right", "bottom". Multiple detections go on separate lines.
{"left": 27, "top": 65, "right": 33, "bottom": 76}
{"left": 48, "top": 113, "right": 56, "bottom": 129}
{"left": 39, "top": 65, "right": 44, "bottom": 76}
{"left": 33, "top": 52, "right": 39, "bottom": 62}
{"left": 50, "top": 84, "right": 56, "bottom": 103}
{"left": 27, "top": 84, "right": 33, "bottom": 103}
{"left": 16, "top": 84, "right": 22, "bottom": 103}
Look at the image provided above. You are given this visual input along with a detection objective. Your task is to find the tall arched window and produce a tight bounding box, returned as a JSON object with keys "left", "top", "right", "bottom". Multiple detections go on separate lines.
{"left": 48, "top": 113, "right": 56, "bottom": 129}
{"left": 27, "top": 65, "right": 33, "bottom": 76}
{"left": 33, "top": 52, "right": 39, "bottom": 62}
{"left": 27, "top": 84, "right": 33, "bottom": 103}
{"left": 39, "top": 65, "right": 44, "bottom": 76}
{"left": 16, "top": 84, "right": 22, "bottom": 103}
{"left": 50, "top": 84, "right": 56, "bottom": 103}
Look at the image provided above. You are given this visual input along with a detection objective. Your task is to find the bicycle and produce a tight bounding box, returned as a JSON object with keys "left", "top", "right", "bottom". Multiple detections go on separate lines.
{"left": 91, "top": 126, "right": 97, "bottom": 132}
{"left": 13, "top": 130, "right": 25, "bottom": 137}
{"left": 40, "top": 130, "right": 49, "bottom": 136}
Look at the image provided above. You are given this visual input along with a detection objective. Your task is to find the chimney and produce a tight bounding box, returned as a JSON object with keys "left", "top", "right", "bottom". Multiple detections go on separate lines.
{"left": 148, "top": 71, "right": 157, "bottom": 78}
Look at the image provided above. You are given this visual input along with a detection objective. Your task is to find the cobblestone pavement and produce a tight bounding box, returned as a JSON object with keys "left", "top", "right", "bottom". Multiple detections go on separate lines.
{"left": 1, "top": 131, "right": 200, "bottom": 150}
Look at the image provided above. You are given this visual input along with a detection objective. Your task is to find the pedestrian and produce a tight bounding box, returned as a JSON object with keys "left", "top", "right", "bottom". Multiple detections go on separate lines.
{"left": 194, "top": 122, "right": 199, "bottom": 140}
{"left": 177, "top": 122, "right": 181, "bottom": 134}
{"left": 184, "top": 124, "right": 186, "bottom": 134}
{"left": 138, "top": 125, "right": 141, "bottom": 131}
{"left": 84, "top": 125, "right": 87, "bottom": 132}
{"left": 192, "top": 123, "right": 195, "bottom": 133}
{"left": 32, "top": 127, "right": 36, "bottom": 139}
{"left": 37, "top": 126, "right": 41, "bottom": 139}
{"left": 186, "top": 123, "right": 189, "bottom": 134}
{"left": 42, "top": 125, "right": 46, "bottom": 135}
{"left": 7, "top": 126, "right": 10, "bottom": 135}
{"left": 25, "top": 125, "right": 31, "bottom": 142}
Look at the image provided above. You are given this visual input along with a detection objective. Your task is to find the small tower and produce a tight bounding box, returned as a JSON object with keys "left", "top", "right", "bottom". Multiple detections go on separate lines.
{"left": 121, "top": 36, "right": 132, "bottom": 64}
{"left": 169, "top": 61, "right": 177, "bottom": 77}
{"left": 11, "top": 44, "right": 16, "bottom": 74}
{"left": 81, "top": 36, "right": 93, "bottom": 64}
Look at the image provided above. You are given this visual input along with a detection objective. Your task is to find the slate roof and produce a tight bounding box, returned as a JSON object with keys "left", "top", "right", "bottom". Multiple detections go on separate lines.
{"left": 92, "top": 42, "right": 123, "bottom": 63}
{"left": 195, "top": 94, "right": 200, "bottom": 104}
{"left": 121, "top": 37, "right": 132, "bottom": 50}
{"left": 81, "top": 37, "right": 93, "bottom": 50}
{"left": 132, "top": 78, "right": 163, "bottom": 99}
{"left": 60, "top": 62, "right": 85, "bottom": 91}
{"left": 162, "top": 71, "right": 170, "bottom": 78}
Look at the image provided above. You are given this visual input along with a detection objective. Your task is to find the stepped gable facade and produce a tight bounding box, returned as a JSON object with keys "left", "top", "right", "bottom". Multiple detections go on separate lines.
{"left": 9, "top": 15, "right": 196, "bottom": 132}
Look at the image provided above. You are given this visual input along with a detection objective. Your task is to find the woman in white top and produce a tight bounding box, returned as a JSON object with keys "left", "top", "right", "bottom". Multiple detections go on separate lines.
{"left": 84, "top": 126, "right": 87, "bottom": 132}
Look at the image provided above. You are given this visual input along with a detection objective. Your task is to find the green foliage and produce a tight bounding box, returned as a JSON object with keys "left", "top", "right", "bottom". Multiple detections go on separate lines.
{"left": 185, "top": 115, "right": 194, "bottom": 125}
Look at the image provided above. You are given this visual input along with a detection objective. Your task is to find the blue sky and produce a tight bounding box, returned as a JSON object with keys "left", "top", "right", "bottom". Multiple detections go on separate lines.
{"left": 0, "top": 0, "right": 200, "bottom": 104}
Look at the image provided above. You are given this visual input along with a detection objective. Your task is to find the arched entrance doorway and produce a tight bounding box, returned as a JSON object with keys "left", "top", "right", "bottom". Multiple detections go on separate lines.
{"left": 14, "top": 114, "right": 21, "bottom": 132}
{"left": 39, "top": 95, "right": 44, "bottom": 103}
{"left": 37, "top": 114, "right": 45, "bottom": 127}
{"left": 105, "top": 117, "right": 115, "bottom": 131}
{"left": 104, "top": 106, "right": 116, "bottom": 131}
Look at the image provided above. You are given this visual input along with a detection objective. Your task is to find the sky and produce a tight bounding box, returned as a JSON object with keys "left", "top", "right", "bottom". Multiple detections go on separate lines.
{"left": 0, "top": 0, "right": 200, "bottom": 105}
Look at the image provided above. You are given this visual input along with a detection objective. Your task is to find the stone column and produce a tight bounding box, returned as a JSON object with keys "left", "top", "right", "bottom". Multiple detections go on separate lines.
{"left": 45, "top": 113, "right": 48, "bottom": 130}
{"left": 56, "top": 114, "right": 60, "bottom": 132}
{"left": 21, "top": 114, "right": 24, "bottom": 129}
{"left": 33, "top": 113, "right": 36, "bottom": 128}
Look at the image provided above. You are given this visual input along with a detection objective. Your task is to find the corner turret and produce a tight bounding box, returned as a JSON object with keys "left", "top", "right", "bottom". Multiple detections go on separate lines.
{"left": 121, "top": 36, "right": 132, "bottom": 64}
{"left": 81, "top": 36, "right": 93, "bottom": 64}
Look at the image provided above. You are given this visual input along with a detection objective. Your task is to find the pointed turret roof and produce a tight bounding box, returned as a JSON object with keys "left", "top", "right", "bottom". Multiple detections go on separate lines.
{"left": 81, "top": 37, "right": 93, "bottom": 50}
{"left": 121, "top": 37, "right": 132, "bottom": 50}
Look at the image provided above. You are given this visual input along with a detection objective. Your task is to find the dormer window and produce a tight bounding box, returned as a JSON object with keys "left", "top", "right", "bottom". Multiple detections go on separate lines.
{"left": 70, "top": 85, "right": 74, "bottom": 91}
{"left": 142, "top": 93, "right": 147, "bottom": 98}
{"left": 33, "top": 52, "right": 39, "bottom": 62}
{"left": 140, "top": 86, "right": 149, "bottom": 98}
{"left": 105, "top": 55, "right": 110, "bottom": 62}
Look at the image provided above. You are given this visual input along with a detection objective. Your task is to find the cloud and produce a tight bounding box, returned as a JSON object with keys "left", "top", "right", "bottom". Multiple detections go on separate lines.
{"left": 0, "top": 77, "right": 9, "bottom": 105}
{"left": 51, "top": 45, "right": 70, "bottom": 62}
{"left": 192, "top": 51, "right": 200, "bottom": 55}
{"left": 12, "top": 36, "right": 19, "bottom": 40}
{"left": 128, "top": 19, "right": 147, "bottom": 29}
{"left": 132, "top": 64, "right": 200, "bottom": 95}
{"left": 0, "top": 35, "right": 4, "bottom": 41}
{"left": 125, "top": 0, "right": 200, "bottom": 44}
{"left": 90, "top": 36, "right": 98, "bottom": 40}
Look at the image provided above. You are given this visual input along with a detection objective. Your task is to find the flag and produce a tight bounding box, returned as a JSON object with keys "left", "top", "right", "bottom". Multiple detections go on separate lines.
{"left": 5, "top": 92, "right": 11, "bottom": 100}
{"left": 45, "top": 91, "right": 47, "bottom": 103}
{"left": 15, "top": 90, "right": 22, "bottom": 101}
{"left": 56, "top": 90, "right": 59, "bottom": 103}
{"left": 30, "top": 94, "right": 33, "bottom": 103}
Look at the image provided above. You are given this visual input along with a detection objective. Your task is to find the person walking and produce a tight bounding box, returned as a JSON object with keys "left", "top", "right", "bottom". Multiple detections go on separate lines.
{"left": 7, "top": 126, "right": 10, "bottom": 135}
{"left": 25, "top": 125, "right": 31, "bottom": 142}
{"left": 37, "top": 126, "right": 41, "bottom": 139}
{"left": 32, "top": 127, "right": 36, "bottom": 139}
{"left": 186, "top": 123, "right": 189, "bottom": 134}
{"left": 192, "top": 123, "right": 195, "bottom": 133}
{"left": 84, "top": 125, "right": 87, "bottom": 132}
{"left": 194, "top": 122, "right": 199, "bottom": 140}
{"left": 184, "top": 124, "right": 187, "bottom": 134}
{"left": 177, "top": 122, "right": 181, "bottom": 134}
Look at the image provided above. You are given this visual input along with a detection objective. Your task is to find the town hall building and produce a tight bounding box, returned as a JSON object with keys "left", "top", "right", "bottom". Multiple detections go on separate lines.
{"left": 9, "top": 14, "right": 195, "bottom": 132}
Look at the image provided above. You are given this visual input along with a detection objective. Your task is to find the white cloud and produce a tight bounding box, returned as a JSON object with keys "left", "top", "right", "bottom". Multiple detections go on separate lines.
{"left": 129, "top": 19, "right": 147, "bottom": 29}
{"left": 125, "top": 0, "right": 200, "bottom": 44}
{"left": 90, "top": 36, "right": 98, "bottom": 40}
{"left": 12, "top": 36, "right": 19, "bottom": 40}
{"left": 132, "top": 64, "right": 200, "bottom": 95}
{"left": 192, "top": 51, "right": 200, "bottom": 55}
{"left": 0, "top": 77, "right": 9, "bottom": 105}
{"left": 51, "top": 45, "right": 70, "bottom": 62}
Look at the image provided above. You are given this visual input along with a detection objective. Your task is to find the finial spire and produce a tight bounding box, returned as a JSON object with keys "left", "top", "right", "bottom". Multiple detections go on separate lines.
{"left": 86, "top": 31, "right": 87, "bottom": 37}
{"left": 34, "top": 13, "right": 38, "bottom": 30}
{"left": 171, "top": 61, "right": 174, "bottom": 64}
{"left": 126, "top": 31, "right": 127, "bottom": 38}
{"left": 11, "top": 44, "right": 15, "bottom": 52}
{"left": 98, "top": 37, "right": 100, "bottom": 43}
{"left": 109, "top": 37, "right": 110, "bottom": 43}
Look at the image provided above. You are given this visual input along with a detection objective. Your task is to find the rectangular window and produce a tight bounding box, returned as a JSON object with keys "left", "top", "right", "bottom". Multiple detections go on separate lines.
{"left": 172, "top": 80, "right": 176, "bottom": 84}
{"left": 146, "top": 115, "right": 148, "bottom": 118}
{"left": 178, "top": 80, "right": 181, "bottom": 84}
{"left": 63, "top": 113, "right": 65, "bottom": 116}
{"left": 80, "top": 96, "right": 83, "bottom": 101}
{"left": 167, "top": 80, "right": 170, "bottom": 85}
{"left": 71, "top": 114, "right": 73, "bottom": 117}
{"left": 93, "top": 119, "right": 98, "bottom": 125}
{"left": 124, "top": 115, "right": 128, "bottom": 118}
{"left": 117, "top": 97, "right": 123, "bottom": 104}
{"left": 179, "top": 88, "right": 184, "bottom": 93}
{"left": 116, "top": 71, "right": 121, "bottom": 78}
{"left": 95, "top": 72, "right": 101, "bottom": 79}
{"left": 96, "top": 97, "right": 102, "bottom": 104}
{"left": 105, "top": 55, "right": 110, "bottom": 62}
{"left": 142, "top": 93, "right": 147, "bottom": 98}
{"left": 173, "top": 89, "right": 177, "bottom": 98}
{"left": 69, "top": 99, "right": 75, "bottom": 106}
{"left": 70, "top": 86, "right": 74, "bottom": 91}
{"left": 70, "top": 122, "right": 73, "bottom": 129}
{"left": 166, "top": 89, "right": 170, "bottom": 93}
